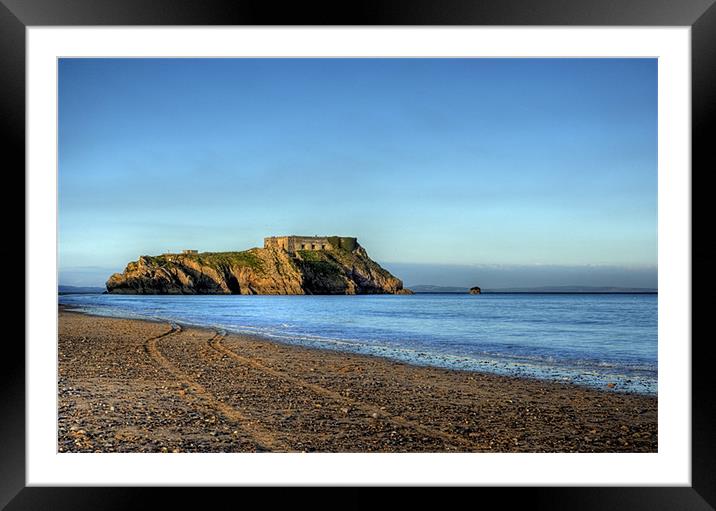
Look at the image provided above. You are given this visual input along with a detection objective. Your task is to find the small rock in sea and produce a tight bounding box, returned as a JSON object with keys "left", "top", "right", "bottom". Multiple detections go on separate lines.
{"left": 371, "top": 412, "right": 379, "bottom": 419}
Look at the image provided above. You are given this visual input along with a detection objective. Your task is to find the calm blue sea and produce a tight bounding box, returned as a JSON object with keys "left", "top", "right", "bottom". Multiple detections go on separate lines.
{"left": 58, "top": 293, "right": 657, "bottom": 394}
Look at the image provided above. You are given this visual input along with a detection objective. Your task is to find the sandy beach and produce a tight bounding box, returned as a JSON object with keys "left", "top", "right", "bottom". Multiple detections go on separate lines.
{"left": 58, "top": 308, "right": 657, "bottom": 453}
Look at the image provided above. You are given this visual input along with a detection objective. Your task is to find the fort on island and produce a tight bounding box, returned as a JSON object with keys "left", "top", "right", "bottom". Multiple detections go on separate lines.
{"left": 264, "top": 235, "right": 358, "bottom": 253}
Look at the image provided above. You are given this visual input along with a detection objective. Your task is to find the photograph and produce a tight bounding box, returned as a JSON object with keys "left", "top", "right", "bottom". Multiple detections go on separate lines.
{"left": 57, "top": 57, "right": 658, "bottom": 454}
{"left": 6, "top": 2, "right": 709, "bottom": 504}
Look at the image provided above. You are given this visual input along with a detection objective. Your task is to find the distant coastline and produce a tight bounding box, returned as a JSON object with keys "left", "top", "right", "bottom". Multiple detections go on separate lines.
{"left": 413, "top": 291, "right": 658, "bottom": 295}
{"left": 58, "top": 284, "right": 658, "bottom": 295}
{"left": 408, "top": 285, "right": 658, "bottom": 294}
{"left": 58, "top": 285, "right": 106, "bottom": 295}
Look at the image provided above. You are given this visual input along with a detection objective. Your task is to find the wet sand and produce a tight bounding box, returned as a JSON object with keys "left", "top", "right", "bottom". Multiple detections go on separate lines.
{"left": 58, "top": 309, "right": 657, "bottom": 453}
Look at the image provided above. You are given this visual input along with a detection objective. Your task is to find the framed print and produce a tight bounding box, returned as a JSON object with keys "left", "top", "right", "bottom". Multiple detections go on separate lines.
{"left": 4, "top": 0, "right": 712, "bottom": 508}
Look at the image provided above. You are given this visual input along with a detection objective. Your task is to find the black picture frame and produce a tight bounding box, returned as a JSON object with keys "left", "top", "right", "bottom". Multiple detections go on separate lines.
{"left": 3, "top": 0, "right": 711, "bottom": 508}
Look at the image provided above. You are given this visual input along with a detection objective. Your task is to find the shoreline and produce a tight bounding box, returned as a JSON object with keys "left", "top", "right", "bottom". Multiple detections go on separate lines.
{"left": 58, "top": 308, "right": 658, "bottom": 453}
{"left": 59, "top": 304, "right": 655, "bottom": 396}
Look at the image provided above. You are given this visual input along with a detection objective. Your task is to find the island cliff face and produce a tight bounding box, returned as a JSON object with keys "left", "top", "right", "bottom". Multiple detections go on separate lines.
{"left": 106, "top": 238, "right": 412, "bottom": 295}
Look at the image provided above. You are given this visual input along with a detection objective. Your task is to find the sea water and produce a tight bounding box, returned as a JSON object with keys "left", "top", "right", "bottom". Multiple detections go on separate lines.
{"left": 58, "top": 293, "right": 657, "bottom": 394}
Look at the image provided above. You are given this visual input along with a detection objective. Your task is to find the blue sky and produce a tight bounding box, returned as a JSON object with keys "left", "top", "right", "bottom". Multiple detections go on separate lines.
{"left": 58, "top": 58, "right": 657, "bottom": 288}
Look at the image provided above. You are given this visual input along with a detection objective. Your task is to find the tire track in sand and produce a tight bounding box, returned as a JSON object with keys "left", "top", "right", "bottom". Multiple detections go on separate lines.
{"left": 144, "top": 325, "right": 290, "bottom": 452}
{"left": 208, "top": 331, "right": 480, "bottom": 451}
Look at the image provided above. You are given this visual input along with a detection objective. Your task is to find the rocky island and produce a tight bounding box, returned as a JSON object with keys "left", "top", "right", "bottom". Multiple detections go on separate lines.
{"left": 106, "top": 235, "right": 413, "bottom": 295}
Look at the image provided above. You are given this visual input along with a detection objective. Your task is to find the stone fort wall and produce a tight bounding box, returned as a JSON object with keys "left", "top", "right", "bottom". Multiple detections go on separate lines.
{"left": 264, "top": 236, "right": 357, "bottom": 253}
